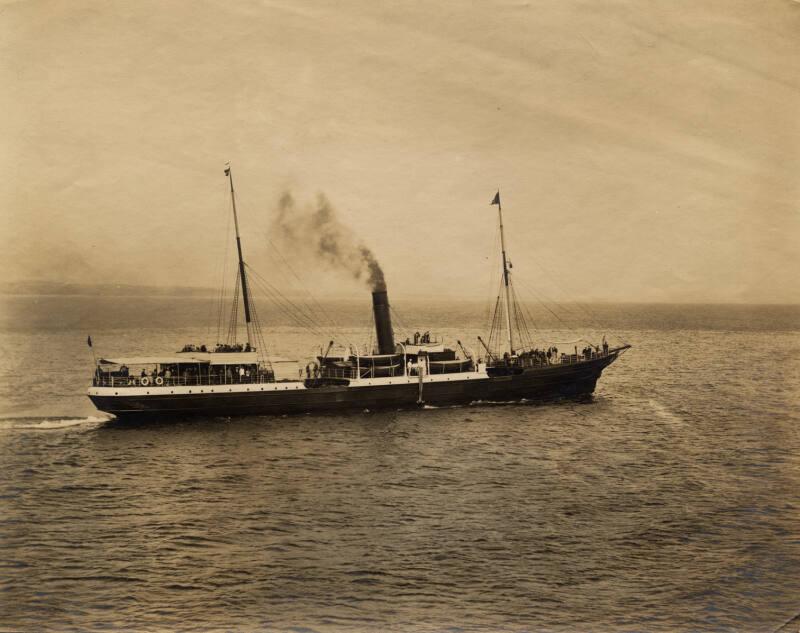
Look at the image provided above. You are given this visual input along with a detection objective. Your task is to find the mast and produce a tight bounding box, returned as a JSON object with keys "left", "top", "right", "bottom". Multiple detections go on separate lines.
{"left": 492, "top": 190, "right": 515, "bottom": 355}
{"left": 225, "top": 164, "right": 253, "bottom": 346}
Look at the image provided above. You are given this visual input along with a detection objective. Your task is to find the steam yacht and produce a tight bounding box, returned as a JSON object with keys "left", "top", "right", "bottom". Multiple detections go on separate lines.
{"left": 87, "top": 168, "right": 629, "bottom": 418}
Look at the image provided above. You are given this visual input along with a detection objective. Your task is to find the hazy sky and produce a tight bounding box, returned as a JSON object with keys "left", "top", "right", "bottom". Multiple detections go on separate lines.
{"left": 2, "top": 0, "right": 799, "bottom": 303}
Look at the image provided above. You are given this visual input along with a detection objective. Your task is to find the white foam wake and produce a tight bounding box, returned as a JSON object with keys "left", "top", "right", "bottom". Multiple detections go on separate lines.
{"left": 0, "top": 415, "right": 112, "bottom": 431}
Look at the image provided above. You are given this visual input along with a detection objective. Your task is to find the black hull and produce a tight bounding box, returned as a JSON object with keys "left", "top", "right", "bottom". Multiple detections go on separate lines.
{"left": 89, "top": 353, "right": 621, "bottom": 419}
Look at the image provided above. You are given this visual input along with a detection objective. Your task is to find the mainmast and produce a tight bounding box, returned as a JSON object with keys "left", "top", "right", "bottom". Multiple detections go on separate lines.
{"left": 225, "top": 164, "right": 253, "bottom": 347}
{"left": 491, "top": 190, "right": 515, "bottom": 355}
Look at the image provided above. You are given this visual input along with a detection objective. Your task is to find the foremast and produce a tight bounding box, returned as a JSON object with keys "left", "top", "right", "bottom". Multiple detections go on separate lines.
{"left": 225, "top": 164, "right": 253, "bottom": 347}
{"left": 491, "top": 191, "right": 514, "bottom": 355}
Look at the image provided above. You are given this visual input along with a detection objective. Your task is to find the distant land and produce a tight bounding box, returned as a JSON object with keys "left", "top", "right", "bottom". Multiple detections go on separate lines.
{"left": 0, "top": 281, "right": 217, "bottom": 297}
{"left": 1, "top": 280, "right": 798, "bottom": 305}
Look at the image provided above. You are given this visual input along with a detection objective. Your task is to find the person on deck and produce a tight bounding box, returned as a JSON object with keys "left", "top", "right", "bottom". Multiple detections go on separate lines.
{"left": 238, "top": 366, "right": 245, "bottom": 383}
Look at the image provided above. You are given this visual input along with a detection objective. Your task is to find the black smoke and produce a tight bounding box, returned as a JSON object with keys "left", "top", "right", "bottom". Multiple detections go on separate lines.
{"left": 271, "top": 192, "right": 386, "bottom": 291}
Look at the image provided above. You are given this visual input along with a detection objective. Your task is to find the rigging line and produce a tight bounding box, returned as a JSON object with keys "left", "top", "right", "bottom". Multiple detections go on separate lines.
{"left": 246, "top": 272, "right": 326, "bottom": 336}
{"left": 511, "top": 284, "right": 530, "bottom": 350}
{"left": 252, "top": 281, "right": 327, "bottom": 338}
{"left": 503, "top": 245, "right": 599, "bottom": 328}
{"left": 487, "top": 272, "right": 506, "bottom": 348}
{"left": 241, "top": 273, "right": 266, "bottom": 354}
{"left": 215, "top": 196, "right": 234, "bottom": 343}
{"left": 388, "top": 304, "right": 412, "bottom": 343}
{"left": 245, "top": 265, "right": 328, "bottom": 335}
{"left": 229, "top": 276, "right": 241, "bottom": 345}
{"left": 496, "top": 297, "right": 507, "bottom": 354}
{"left": 485, "top": 272, "right": 503, "bottom": 338}
{"left": 487, "top": 294, "right": 502, "bottom": 356}
{"left": 512, "top": 285, "right": 530, "bottom": 350}
{"left": 483, "top": 222, "right": 502, "bottom": 332}
{"left": 368, "top": 307, "right": 376, "bottom": 354}
{"left": 515, "top": 275, "right": 625, "bottom": 345}
{"left": 513, "top": 281, "right": 547, "bottom": 350}
{"left": 523, "top": 253, "right": 628, "bottom": 342}
{"left": 264, "top": 236, "right": 345, "bottom": 333}
{"left": 525, "top": 249, "right": 593, "bottom": 307}
{"left": 513, "top": 283, "right": 537, "bottom": 350}
{"left": 248, "top": 272, "right": 329, "bottom": 338}
{"left": 512, "top": 274, "right": 579, "bottom": 332}
{"left": 226, "top": 269, "right": 241, "bottom": 345}
{"left": 512, "top": 273, "right": 585, "bottom": 328}
{"left": 248, "top": 300, "right": 272, "bottom": 369}
{"left": 354, "top": 306, "right": 375, "bottom": 355}
{"left": 515, "top": 282, "right": 542, "bottom": 337}
{"left": 262, "top": 245, "right": 329, "bottom": 326}
{"left": 246, "top": 263, "right": 326, "bottom": 332}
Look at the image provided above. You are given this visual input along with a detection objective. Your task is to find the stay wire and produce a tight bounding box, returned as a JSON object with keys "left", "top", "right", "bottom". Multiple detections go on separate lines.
{"left": 245, "top": 264, "right": 328, "bottom": 333}
{"left": 245, "top": 268, "right": 326, "bottom": 336}
{"left": 524, "top": 253, "right": 629, "bottom": 344}
{"left": 264, "top": 237, "right": 347, "bottom": 335}
{"left": 248, "top": 266, "right": 323, "bottom": 332}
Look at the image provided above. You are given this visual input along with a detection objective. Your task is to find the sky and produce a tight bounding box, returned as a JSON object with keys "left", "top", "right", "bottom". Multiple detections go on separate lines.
{"left": 1, "top": 0, "right": 799, "bottom": 303}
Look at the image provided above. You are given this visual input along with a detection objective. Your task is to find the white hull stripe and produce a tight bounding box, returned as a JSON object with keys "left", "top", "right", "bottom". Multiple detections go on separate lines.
{"left": 88, "top": 372, "right": 490, "bottom": 397}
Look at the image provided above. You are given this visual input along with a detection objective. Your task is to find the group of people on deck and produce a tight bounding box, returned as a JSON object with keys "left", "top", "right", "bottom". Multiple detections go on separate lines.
{"left": 215, "top": 342, "right": 253, "bottom": 353}
{"left": 403, "top": 331, "right": 432, "bottom": 345}
{"left": 95, "top": 363, "right": 265, "bottom": 387}
{"left": 179, "top": 342, "right": 254, "bottom": 353}
{"left": 502, "top": 338, "right": 611, "bottom": 366}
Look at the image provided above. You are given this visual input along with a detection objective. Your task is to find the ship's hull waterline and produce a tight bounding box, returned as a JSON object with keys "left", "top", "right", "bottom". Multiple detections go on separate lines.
{"left": 88, "top": 352, "right": 621, "bottom": 419}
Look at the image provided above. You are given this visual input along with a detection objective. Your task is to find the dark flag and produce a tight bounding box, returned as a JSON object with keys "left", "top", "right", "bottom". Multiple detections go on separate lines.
{"left": 87, "top": 335, "right": 93, "bottom": 348}
{"left": 490, "top": 191, "right": 501, "bottom": 206}
{"left": 224, "top": 167, "right": 231, "bottom": 176}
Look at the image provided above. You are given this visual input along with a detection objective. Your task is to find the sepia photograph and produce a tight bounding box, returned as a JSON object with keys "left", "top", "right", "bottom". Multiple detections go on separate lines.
{"left": 1, "top": 1, "right": 799, "bottom": 631}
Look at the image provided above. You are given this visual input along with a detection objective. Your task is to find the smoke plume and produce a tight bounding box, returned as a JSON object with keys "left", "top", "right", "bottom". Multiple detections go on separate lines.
{"left": 270, "top": 192, "right": 386, "bottom": 291}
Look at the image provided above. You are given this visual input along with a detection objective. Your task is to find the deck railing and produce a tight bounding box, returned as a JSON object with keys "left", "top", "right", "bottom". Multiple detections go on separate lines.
{"left": 95, "top": 350, "right": 615, "bottom": 387}
{"left": 94, "top": 373, "right": 275, "bottom": 388}
{"left": 490, "top": 349, "right": 611, "bottom": 369}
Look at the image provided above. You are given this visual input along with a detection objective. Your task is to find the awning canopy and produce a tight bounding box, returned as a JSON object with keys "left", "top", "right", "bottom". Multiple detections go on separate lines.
{"left": 99, "top": 356, "right": 209, "bottom": 366}
{"left": 185, "top": 352, "right": 261, "bottom": 365}
{"left": 100, "top": 353, "right": 299, "bottom": 366}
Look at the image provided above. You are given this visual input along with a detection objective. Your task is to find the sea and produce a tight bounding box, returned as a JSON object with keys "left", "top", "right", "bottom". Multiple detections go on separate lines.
{"left": 0, "top": 296, "right": 798, "bottom": 633}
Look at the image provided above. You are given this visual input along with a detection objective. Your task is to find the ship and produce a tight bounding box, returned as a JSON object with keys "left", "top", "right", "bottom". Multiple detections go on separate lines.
{"left": 87, "top": 167, "right": 629, "bottom": 418}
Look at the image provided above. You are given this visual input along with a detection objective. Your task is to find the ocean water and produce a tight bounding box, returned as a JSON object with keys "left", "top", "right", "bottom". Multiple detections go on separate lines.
{"left": 0, "top": 296, "right": 799, "bottom": 632}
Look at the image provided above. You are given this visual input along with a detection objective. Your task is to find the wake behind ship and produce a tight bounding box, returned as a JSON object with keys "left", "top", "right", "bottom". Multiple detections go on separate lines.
{"left": 88, "top": 168, "right": 629, "bottom": 418}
